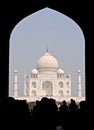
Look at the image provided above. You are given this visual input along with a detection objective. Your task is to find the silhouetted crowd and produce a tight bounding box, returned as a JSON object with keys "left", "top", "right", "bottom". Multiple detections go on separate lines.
{"left": 0, "top": 97, "right": 88, "bottom": 130}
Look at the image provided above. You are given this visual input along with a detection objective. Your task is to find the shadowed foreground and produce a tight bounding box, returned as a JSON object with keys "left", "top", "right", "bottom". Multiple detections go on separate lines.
{"left": 0, "top": 97, "right": 88, "bottom": 130}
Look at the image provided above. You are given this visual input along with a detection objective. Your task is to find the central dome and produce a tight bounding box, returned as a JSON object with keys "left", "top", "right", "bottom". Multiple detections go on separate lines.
{"left": 37, "top": 52, "right": 59, "bottom": 70}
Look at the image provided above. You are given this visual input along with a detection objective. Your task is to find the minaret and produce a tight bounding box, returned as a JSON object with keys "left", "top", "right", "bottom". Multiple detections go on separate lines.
{"left": 14, "top": 69, "right": 18, "bottom": 97}
{"left": 24, "top": 74, "right": 27, "bottom": 96}
{"left": 24, "top": 75, "right": 29, "bottom": 96}
{"left": 78, "top": 69, "right": 82, "bottom": 97}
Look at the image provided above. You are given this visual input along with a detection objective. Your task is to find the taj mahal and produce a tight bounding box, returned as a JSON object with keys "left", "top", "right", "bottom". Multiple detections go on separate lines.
{"left": 13, "top": 49, "right": 85, "bottom": 102}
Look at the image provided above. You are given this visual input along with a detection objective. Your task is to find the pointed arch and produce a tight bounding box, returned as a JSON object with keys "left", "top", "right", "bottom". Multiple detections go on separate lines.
{"left": 42, "top": 81, "right": 53, "bottom": 97}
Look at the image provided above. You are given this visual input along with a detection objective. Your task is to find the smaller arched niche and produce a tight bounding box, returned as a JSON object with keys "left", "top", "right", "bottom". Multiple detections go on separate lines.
{"left": 32, "top": 90, "right": 36, "bottom": 97}
{"left": 59, "top": 82, "right": 63, "bottom": 88}
{"left": 32, "top": 82, "right": 36, "bottom": 88}
{"left": 59, "top": 90, "right": 63, "bottom": 97}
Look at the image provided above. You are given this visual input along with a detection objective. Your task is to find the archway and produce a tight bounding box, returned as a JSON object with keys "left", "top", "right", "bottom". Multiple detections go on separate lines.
{"left": 42, "top": 81, "right": 53, "bottom": 97}
{"left": 9, "top": 7, "right": 85, "bottom": 98}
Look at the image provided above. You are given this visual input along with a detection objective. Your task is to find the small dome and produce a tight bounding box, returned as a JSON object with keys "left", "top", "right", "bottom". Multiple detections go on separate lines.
{"left": 14, "top": 69, "right": 17, "bottom": 73}
{"left": 58, "top": 68, "right": 64, "bottom": 74}
{"left": 31, "top": 69, "right": 38, "bottom": 74}
{"left": 37, "top": 52, "right": 59, "bottom": 70}
{"left": 78, "top": 69, "right": 81, "bottom": 73}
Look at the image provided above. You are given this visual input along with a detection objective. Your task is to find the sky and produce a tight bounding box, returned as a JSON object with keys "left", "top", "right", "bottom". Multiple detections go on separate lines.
{"left": 9, "top": 7, "right": 85, "bottom": 97}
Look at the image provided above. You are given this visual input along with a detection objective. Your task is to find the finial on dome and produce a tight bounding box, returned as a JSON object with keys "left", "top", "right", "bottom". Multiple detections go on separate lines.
{"left": 46, "top": 46, "right": 48, "bottom": 52}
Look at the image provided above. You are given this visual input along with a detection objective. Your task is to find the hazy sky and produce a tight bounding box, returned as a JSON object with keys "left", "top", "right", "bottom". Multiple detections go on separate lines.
{"left": 9, "top": 7, "right": 85, "bottom": 97}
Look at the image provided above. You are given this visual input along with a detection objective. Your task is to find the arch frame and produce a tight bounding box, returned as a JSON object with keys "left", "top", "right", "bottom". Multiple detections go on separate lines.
{"left": 0, "top": 0, "right": 93, "bottom": 109}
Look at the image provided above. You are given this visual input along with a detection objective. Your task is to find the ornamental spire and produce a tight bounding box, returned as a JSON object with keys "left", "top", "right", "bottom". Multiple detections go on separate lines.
{"left": 46, "top": 46, "right": 48, "bottom": 52}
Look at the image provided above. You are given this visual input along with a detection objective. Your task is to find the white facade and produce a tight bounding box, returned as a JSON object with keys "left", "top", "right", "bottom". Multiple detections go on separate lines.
{"left": 14, "top": 51, "right": 85, "bottom": 102}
